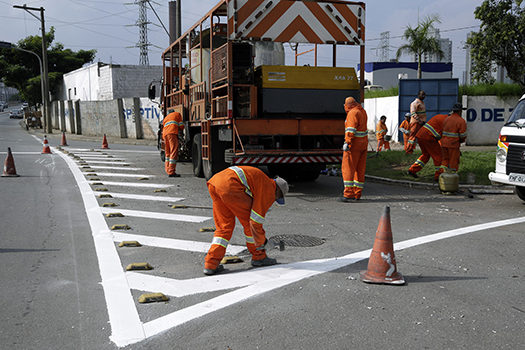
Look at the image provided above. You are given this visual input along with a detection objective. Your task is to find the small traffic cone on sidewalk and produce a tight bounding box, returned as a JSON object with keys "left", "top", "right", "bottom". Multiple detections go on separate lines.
{"left": 360, "top": 206, "right": 405, "bottom": 285}
{"left": 41, "top": 135, "right": 52, "bottom": 154}
{"left": 60, "top": 132, "right": 68, "bottom": 146}
{"left": 102, "top": 134, "right": 109, "bottom": 149}
{"left": 2, "top": 147, "right": 20, "bottom": 177}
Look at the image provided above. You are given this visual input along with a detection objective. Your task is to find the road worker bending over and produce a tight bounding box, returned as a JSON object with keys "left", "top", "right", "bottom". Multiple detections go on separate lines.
{"left": 405, "top": 90, "right": 427, "bottom": 154}
{"left": 441, "top": 103, "right": 467, "bottom": 172}
{"left": 341, "top": 96, "right": 368, "bottom": 202}
{"left": 203, "top": 166, "right": 289, "bottom": 276}
{"left": 399, "top": 112, "right": 411, "bottom": 149}
{"left": 375, "top": 115, "right": 390, "bottom": 152}
{"left": 407, "top": 113, "right": 449, "bottom": 181}
{"left": 162, "top": 109, "right": 184, "bottom": 177}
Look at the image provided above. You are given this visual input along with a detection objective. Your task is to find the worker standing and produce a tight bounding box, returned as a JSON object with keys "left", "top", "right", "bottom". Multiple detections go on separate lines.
{"left": 407, "top": 113, "right": 448, "bottom": 181}
{"left": 441, "top": 103, "right": 467, "bottom": 172}
{"left": 375, "top": 115, "right": 390, "bottom": 152}
{"left": 405, "top": 90, "right": 427, "bottom": 154}
{"left": 341, "top": 96, "right": 368, "bottom": 202}
{"left": 399, "top": 113, "right": 411, "bottom": 149}
{"left": 162, "top": 109, "right": 184, "bottom": 177}
{"left": 203, "top": 166, "right": 289, "bottom": 275}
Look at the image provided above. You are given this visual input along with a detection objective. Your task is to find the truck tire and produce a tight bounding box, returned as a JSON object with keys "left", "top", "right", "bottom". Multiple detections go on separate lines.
{"left": 516, "top": 186, "right": 525, "bottom": 201}
{"left": 160, "top": 150, "right": 165, "bottom": 162}
{"left": 203, "top": 128, "right": 229, "bottom": 180}
{"left": 192, "top": 134, "right": 204, "bottom": 177}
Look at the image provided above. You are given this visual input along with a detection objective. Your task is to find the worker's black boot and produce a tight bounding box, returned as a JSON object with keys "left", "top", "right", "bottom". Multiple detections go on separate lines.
{"left": 251, "top": 257, "right": 277, "bottom": 267}
{"left": 203, "top": 264, "right": 224, "bottom": 276}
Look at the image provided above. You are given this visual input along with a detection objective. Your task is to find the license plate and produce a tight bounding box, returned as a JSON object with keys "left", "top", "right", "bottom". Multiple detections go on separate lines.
{"left": 509, "top": 173, "right": 525, "bottom": 185}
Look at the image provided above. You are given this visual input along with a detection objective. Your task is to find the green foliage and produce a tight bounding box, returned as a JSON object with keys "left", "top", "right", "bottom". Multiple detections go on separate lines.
{"left": 366, "top": 150, "right": 496, "bottom": 185}
{"left": 396, "top": 15, "right": 444, "bottom": 79}
{"left": 364, "top": 87, "right": 399, "bottom": 99}
{"left": 0, "top": 27, "right": 96, "bottom": 105}
{"left": 467, "top": 0, "right": 525, "bottom": 88}
{"left": 459, "top": 83, "right": 523, "bottom": 97}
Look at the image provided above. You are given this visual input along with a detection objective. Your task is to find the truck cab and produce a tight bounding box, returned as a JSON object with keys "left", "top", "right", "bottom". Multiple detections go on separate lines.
{"left": 488, "top": 94, "right": 525, "bottom": 201}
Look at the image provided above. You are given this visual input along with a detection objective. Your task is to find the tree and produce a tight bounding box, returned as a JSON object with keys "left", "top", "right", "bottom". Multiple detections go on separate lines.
{"left": 396, "top": 15, "right": 444, "bottom": 79}
{"left": 467, "top": 0, "right": 525, "bottom": 88}
{"left": 0, "top": 27, "right": 96, "bottom": 105}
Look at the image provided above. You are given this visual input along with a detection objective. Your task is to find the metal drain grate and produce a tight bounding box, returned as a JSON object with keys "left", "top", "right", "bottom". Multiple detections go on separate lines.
{"left": 268, "top": 234, "right": 325, "bottom": 247}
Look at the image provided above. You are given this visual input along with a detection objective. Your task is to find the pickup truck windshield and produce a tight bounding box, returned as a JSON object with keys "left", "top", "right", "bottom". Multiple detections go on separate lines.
{"left": 505, "top": 99, "right": 525, "bottom": 125}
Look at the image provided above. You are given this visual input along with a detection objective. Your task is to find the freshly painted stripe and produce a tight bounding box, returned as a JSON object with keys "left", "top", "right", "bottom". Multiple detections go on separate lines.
{"left": 66, "top": 148, "right": 157, "bottom": 154}
{"left": 87, "top": 166, "right": 146, "bottom": 171}
{"left": 77, "top": 156, "right": 127, "bottom": 161}
{"left": 100, "top": 208, "right": 210, "bottom": 223}
{"left": 87, "top": 172, "right": 154, "bottom": 178}
{"left": 103, "top": 192, "right": 183, "bottom": 202}
{"left": 88, "top": 181, "right": 171, "bottom": 188}
{"left": 79, "top": 160, "right": 131, "bottom": 165}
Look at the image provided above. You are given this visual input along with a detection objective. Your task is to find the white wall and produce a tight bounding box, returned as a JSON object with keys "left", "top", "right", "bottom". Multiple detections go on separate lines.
{"left": 363, "top": 96, "right": 400, "bottom": 142}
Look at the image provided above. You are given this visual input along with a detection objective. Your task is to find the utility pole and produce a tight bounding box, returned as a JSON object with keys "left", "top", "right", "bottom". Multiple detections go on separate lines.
{"left": 13, "top": 4, "right": 51, "bottom": 133}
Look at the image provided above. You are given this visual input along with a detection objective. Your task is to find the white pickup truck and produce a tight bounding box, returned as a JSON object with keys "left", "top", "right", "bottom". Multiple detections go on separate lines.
{"left": 488, "top": 94, "right": 525, "bottom": 201}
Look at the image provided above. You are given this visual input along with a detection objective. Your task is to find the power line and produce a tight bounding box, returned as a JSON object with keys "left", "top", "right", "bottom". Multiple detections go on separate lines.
{"left": 368, "top": 25, "right": 480, "bottom": 41}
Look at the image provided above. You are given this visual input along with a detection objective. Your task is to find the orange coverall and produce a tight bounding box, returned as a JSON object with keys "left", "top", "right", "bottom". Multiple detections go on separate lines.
{"left": 342, "top": 99, "right": 368, "bottom": 200}
{"left": 408, "top": 114, "right": 448, "bottom": 180}
{"left": 441, "top": 112, "right": 467, "bottom": 171}
{"left": 204, "top": 166, "right": 276, "bottom": 270}
{"left": 399, "top": 119, "right": 410, "bottom": 148}
{"left": 375, "top": 120, "right": 390, "bottom": 151}
{"left": 405, "top": 98, "right": 427, "bottom": 153}
{"left": 162, "top": 111, "right": 184, "bottom": 175}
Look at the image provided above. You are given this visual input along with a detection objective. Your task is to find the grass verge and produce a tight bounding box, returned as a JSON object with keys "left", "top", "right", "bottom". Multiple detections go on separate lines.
{"left": 364, "top": 150, "right": 496, "bottom": 185}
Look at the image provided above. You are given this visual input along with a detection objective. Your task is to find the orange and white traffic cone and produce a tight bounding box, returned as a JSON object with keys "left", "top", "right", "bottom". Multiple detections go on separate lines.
{"left": 2, "top": 147, "right": 20, "bottom": 177}
{"left": 60, "top": 132, "right": 68, "bottom": 146}
{"left": 102, "top": 134, "right": 109, "bottom": 149}
{"left": 360, "top": 206, "right": 405, "bottom": 285}
{"left": 41, "top": 135, "right": 52, "bottom": 154}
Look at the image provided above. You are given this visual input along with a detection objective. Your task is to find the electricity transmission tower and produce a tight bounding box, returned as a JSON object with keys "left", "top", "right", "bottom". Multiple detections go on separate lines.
{"left": 127, "top": 0, "right": 151, "bottom": 66}
{"left": 379, "top": 31, "right": 390, "bottom": 62}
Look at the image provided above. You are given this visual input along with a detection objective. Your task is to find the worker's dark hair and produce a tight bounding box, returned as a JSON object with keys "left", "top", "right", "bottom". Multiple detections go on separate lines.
{"left": 380, "top": 115, "right": 387, "bottom": 120}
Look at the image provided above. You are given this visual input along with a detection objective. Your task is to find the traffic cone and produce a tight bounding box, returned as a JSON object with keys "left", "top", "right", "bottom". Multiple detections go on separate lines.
{"left": 102, "top": 134, "right": 109, "bottom": 149}
{"left": 60, "top": 132, "right": 68, "bottom": 146}
{"left": 360, "top": 206, "right": 405, "bottom": 285}
{"left": 2, "top": 147, "right": 20, "bottom": 177}
{"left": 41, "top": 135, "right": 52, "bottom": 154}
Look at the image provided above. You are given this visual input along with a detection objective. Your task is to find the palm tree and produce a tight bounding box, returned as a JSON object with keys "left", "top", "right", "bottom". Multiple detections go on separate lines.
{"left": 396, "top": 15, "right": 444, "bottom": 79}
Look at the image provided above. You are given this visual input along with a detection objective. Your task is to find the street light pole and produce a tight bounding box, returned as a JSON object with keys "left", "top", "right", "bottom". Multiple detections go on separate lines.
{"left": 13, "top": 4, "right": 51, "bottom": 133}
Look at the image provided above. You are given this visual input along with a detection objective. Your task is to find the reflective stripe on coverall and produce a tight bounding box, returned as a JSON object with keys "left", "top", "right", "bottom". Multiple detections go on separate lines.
{"left": 204, "top": 166, "right": 277, "bottom": 270}
{"left": 405, "top": 98, "right": 427, "bottom": 153}
{"left": 376, "top": 120, "right": 390, "bottom": 151}
{"left": 441, "top": 112, "right": 467, "bottom": 171}
{"left": 399, "top": 119, "right": 410, "bottom": 148}
{"left": 408, "top": 114, "right": 448, "bottom": 180}
{"left": 342, "top": 98, "right": 368, "bottom": 200}
{"left": 162, "top": 111, "right": 184, "bottom": 175}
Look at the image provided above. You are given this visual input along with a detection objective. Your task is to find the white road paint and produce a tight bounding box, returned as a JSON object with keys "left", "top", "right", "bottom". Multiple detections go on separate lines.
{"left": 88, "top": 180, "right": 172, "bottom": 188}
{"left": 100, "top": 207, "right": 210, "bottom": 223}
{"left": 79, "top": 160, "right": 131, "bottom": 165}
{"left": 46, "top": 136, "right": 525, "bottom": 347}
{"left": 66, "top": 148, "right": 158, "bottom": 154}
{"left": 88, "top": 172, "right": 155, "bottom": 178}
{"left": 113, "top": 232, "right": 245, "bottom": 255}
{"left": 77, "top": 156, "right": 127, "bottom": 161}
{"left": 0, "top": 151, "right": 42, "bottom": 155}
{"left": 86, "top": 166, "right": 146, "bottom": 171}
{"left": 102, "top": 192, "right": 184, "bottom": 202}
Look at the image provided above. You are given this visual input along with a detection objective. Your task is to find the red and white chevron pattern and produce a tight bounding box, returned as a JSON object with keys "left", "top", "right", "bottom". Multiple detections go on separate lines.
{"left": 233, "top": 155, "right": 342, "bottom": 165}
{"left": 227, "top": 0, "right": 365, "bottom": 45}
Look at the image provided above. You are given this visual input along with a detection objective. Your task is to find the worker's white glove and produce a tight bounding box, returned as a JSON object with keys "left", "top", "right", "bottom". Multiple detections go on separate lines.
{"left": 342, "top": 143, "right": 349, "bottom": 152}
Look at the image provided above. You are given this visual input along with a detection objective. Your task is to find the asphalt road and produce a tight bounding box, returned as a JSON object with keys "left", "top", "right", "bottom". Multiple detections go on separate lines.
{"left": 1, "top": 111, "right": 524, "bottom": 350}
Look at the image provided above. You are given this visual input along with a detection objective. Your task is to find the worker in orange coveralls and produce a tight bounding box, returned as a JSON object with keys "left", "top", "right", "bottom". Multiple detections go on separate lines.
{"left": 407, "top": 113, "right": 449, "bottom": 181}
{"left": 399, "top": 113, "right": 411, "bottom": 149}
{"left": 405, "top": 90, "right": 427, "bottom": 154}
{"left": 441, "top": 103, "right": 467, "bottom": 172}
{"left": 162, "top": 109, "right": 184, "bottom": 177}
{"left": 340, "top": 96, "right": 368, "bottom": 202}
{"left": 203, "top": 166, "right": 289, "bottom": 275}
{"left": 375, "top": 115, "right": 390, "bottom": 152}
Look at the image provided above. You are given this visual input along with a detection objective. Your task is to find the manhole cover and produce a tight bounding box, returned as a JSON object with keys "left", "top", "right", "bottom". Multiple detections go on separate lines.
{"left": 268, "top": 234, "right": 325, "bottom": 247}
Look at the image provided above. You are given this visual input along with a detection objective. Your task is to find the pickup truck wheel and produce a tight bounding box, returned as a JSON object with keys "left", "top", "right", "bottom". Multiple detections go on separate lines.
{"left": 516, "top": 186, "right": 525, "bottom": 201}
{"left": 192, "top": 134, "right": 204, "bottom": 177}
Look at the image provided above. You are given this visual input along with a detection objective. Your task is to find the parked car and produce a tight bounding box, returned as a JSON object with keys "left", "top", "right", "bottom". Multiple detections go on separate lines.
{"left": 21, "top": 102, "right": 28, "bottom": 108}
{"left": 488, "top": 93, "right": 525, "bottom": 202}
{"left": 9, "top": 108, "right": 23, "bottom": 119}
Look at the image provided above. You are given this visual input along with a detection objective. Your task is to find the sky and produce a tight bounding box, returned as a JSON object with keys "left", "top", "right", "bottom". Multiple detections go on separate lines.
{"left": 1, "top": 0, "right": 483, "bottom": 80}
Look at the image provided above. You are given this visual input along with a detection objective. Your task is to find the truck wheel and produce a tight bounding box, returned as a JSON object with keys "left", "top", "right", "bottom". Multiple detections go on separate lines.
{"left": 192, "top": 134, "right": 204, "bottom": 177}
{"left": 202, "top": 130, "right": 229, "bottom": 180}
{"left": 516, "top": 186, "right": 525, "bottom": 201}
{"left": 160, "top": 150, "right": 165, "bottom": 162}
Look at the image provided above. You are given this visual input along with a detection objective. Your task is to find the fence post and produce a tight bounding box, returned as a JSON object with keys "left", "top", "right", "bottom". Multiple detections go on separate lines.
{"left": 59, "top": 100, "right": 66, "bottom": 132}
{"left": 117, "top": 98, "right": 128, "bottom": 139}
{"left": 133, "top": 97, "right": 144, "bottom": 139}
{"left": 74, "top": 100, "right": 82, "bottom": 135}
{"left": 67, "top": 100, "right": 75, "bottom": 134}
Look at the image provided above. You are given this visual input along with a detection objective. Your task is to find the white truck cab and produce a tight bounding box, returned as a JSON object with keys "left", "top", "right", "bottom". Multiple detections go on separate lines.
{"left": 489, "top": 94, "right": 525, "bottom": 201}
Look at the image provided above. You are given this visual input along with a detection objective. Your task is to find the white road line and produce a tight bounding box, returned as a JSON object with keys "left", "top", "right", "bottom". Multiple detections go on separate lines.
{"left": 102, "top": 192, "right": 184, "bottom": 202}
{"left": 88, "top": 172, "right": 155, "bottom": 178}
{"left": 79, "top": 160, "right": 131, "bottom": 165}
{"left": 77, "top": 157, "right": 127, "bottom": 161}
{"left": 88, "top": 180, "right": 172, "bottom": 188}
{"left": 0, "top": 152, "right": 42, "bottom": 154}
{"left": 67, "top": 148, "right": 158, "bottom": 154}
{"left": 113, "top": 232, "right": 244, "bottom": 255}
{"left": 100, "top": 208, "right": 210, "bottom": 223}
{"left": 88, "top": 166, "right": 146, "bottom": 171}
